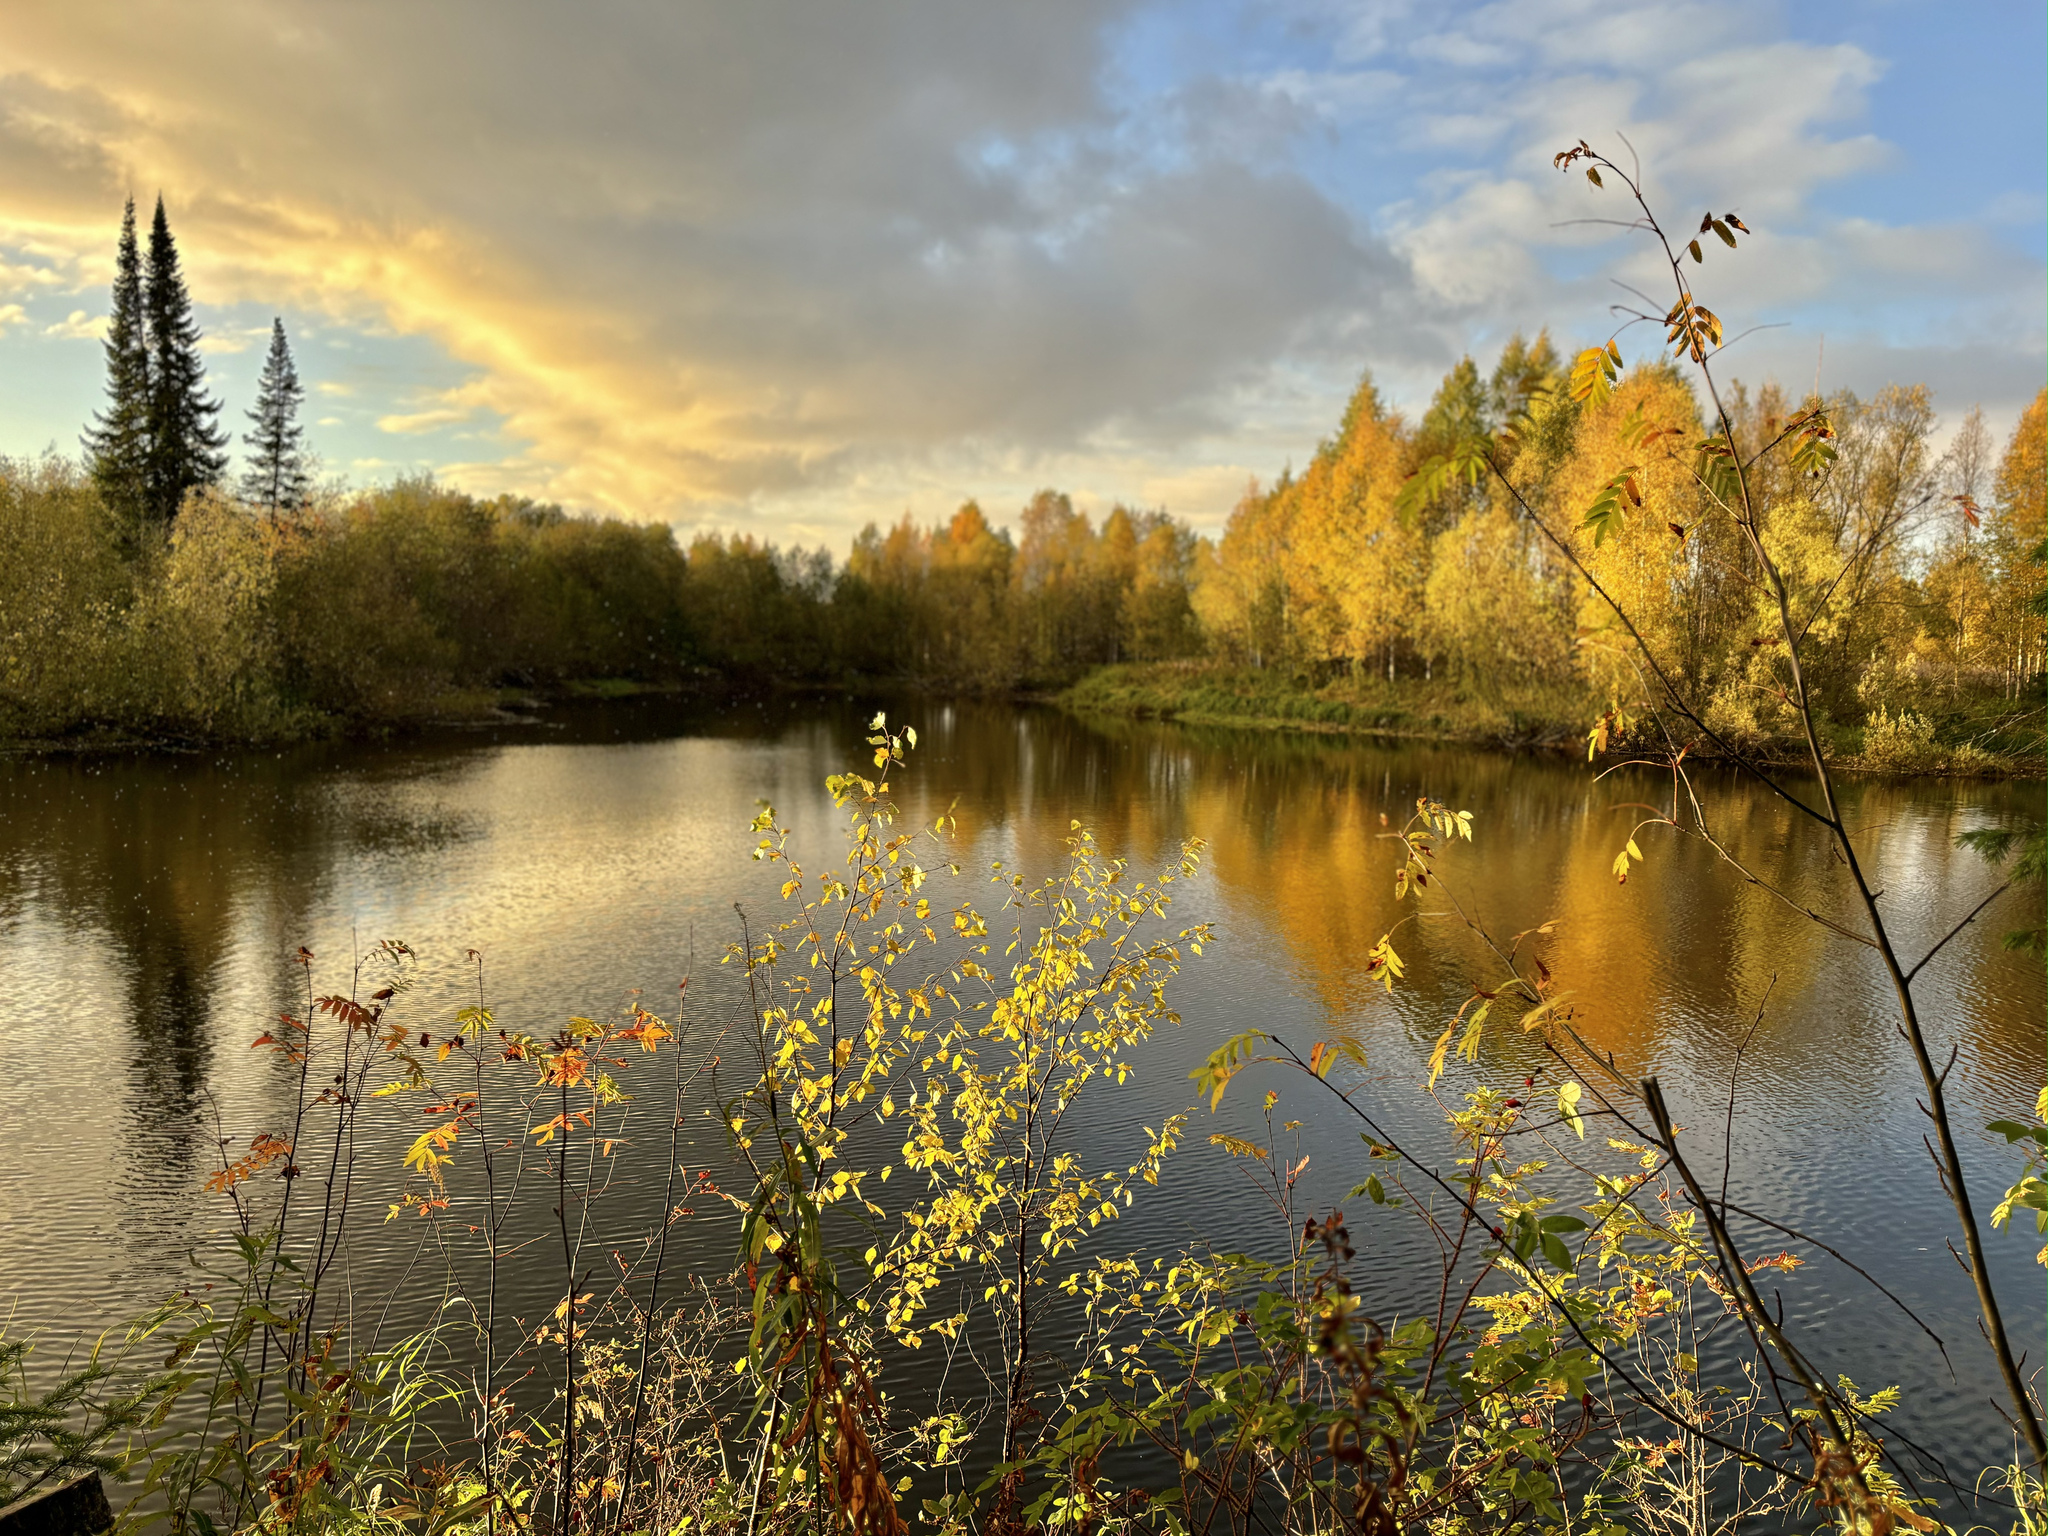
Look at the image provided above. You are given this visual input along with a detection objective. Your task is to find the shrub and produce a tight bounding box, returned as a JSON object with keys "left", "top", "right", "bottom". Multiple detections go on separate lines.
{"left": 1860, "top": 704, "right": 1942, "bottom": 771}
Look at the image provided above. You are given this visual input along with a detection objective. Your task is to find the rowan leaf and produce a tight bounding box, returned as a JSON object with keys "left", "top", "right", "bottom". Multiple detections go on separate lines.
{"left": 1426, "top": 1020, "right": 1457, "bottom": 1089}
{"left": 403, "top": 1120, "right": 461, "bottom": 1186}
{"left": 1365, "top": 934, "right": 1405, "bottom": 993}
{"left": 1192, "top": 1030, "right": 1270, "bottom": 1111}
{"left": 1569, "top": 346, "right": 1621, "bottom": 408}
{"left": 1580, "top": 469, "right": 1640, "bottom": 546}
{"left": 1208, "top": 1133, "right": 1270, "bottom": 1162}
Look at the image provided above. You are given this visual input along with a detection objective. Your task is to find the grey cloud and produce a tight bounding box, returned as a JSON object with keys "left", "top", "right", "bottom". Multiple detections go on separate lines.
{"left": 1, "top": 0, "right": 2033, "bottom": 536}
{"left": 0, "top": 0, "right": 1436, "bottom": 523}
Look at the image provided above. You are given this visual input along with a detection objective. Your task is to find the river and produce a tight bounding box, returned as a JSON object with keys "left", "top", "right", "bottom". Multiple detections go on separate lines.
{"left": 0, "top": 693, "right": 2039, "bottom": 1504}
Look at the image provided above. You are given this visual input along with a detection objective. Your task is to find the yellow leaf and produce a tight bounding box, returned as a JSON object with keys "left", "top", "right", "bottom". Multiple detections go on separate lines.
{"left": 1426, "top": 1022, "right": 1456, "bottom": 1088}
{"left": 1558, "top": 1080, "right": 1585, "bottom": 1138}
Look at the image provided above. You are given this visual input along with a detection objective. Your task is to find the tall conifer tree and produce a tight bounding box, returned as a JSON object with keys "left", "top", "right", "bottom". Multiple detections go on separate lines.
{"left": 82, "top": 197, "right": 152, "bottom": 538}
{"left": 142, "top": 195, "right": 226, "bottom": 526}
{"left": 240, "top": 317, "right": 309, "bottom": 512}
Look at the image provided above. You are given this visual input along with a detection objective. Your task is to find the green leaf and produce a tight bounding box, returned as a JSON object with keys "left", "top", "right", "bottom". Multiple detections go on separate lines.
{"left": 1395, "top": 454, "right": 1454, "bottom": 522}
{"left": 1540, "top": 1231, "right": 1573, "bottom": 1270}
{"left": 1987, "top": 1120, "right": 2048, "bottom": 1146}
{"left": 1787, "top": 410, "right": 1840, "bottom": 478}
{"left": 1586, "top": 167, "right": 1602, "bottom": 187}
{"left": 1693, "top": 434, "right": 1741, "bottom": 502}
{"left": 1579, "top": 470, "right": 1639, "bottom": 546}
{"left": 1511, "top": 1215, "right": 1538, "bottom": 1261}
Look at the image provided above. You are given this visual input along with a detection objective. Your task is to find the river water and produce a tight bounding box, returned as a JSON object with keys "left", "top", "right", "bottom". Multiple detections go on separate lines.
{"left": 0, "top": 694, "right": 2039, "bottom": 1506}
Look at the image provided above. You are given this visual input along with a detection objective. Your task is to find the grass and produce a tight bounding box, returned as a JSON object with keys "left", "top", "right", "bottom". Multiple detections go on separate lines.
{"left": 1062, "top": 661, "right": 1603, "bottom": 748}
{"left": 1061, "top": 660, "right": 2043, "bottom": 777}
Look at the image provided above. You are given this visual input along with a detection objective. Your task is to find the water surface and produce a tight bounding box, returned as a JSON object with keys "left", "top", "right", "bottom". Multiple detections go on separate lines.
{"left": 0, "top": 695, "right": 2039, "bottom": 1502}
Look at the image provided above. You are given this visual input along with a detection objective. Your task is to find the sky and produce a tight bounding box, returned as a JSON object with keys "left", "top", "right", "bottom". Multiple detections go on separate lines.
{"left": 0, "top": 0, "right": 2040, "bottom": 550}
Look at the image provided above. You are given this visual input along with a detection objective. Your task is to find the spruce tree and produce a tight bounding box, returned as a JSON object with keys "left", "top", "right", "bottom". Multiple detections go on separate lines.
{"left": 240, "top": 318, "right": 309, "bottom": 513}
{"left": 81, "top": 197, "right": 152, "bottom": 539}
{"left": 142, "top": 195, "right": 226, "bottom": 526}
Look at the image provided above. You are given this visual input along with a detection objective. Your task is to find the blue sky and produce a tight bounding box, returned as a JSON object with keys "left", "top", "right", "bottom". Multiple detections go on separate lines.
{"left": 0, "top": 0, "right": 2039, "bottom": 546}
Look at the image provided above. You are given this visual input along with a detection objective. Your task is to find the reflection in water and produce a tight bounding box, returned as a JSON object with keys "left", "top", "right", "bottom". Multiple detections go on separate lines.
{"left": 0, "top": 695, "right": 2038, "bottom": 1493}
{"left": 119, "top": 882, "right": 213, "bottom": 1135}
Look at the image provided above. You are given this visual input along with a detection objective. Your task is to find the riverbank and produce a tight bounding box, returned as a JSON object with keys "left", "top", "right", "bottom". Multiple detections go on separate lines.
{"left": 1059, "top": 660, "right": 2043, "bottom": 778}
{"left": 0, "top": 671, "right": 744, "bottom": 757}
{"left": 5, "top": 654, "right": 2039, "bottom": 782}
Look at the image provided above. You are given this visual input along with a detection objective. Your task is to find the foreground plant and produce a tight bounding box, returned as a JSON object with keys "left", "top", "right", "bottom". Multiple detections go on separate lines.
{"left": 723, "top": 714, "right": 1209, "bottom": 1532}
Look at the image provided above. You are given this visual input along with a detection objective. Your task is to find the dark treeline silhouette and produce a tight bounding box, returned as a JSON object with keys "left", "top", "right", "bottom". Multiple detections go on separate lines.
{"left": 84, "top": 196, "right": 230, "bottom": 547}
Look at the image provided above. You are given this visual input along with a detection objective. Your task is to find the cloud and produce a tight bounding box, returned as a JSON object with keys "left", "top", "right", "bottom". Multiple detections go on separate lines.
{"left": 0, "top": 303, "right": 26, "bottom": 332}
{"left": 0, "top": 0, "right": 2036, "bottom": 535}
{"left": 1263, "top": 0, "right": 2041, "bottom": 432}
{"left": 0, "top": 0, "right": 1430, "bottom": 530}
{"left": 42, "top": 307, "right": 102, "bottom": 339}
{"left": 0, "top": 255, "right": 67, "bottom": 297}
{"left": 376, "top": 380, "right": 493, "bottom": 436}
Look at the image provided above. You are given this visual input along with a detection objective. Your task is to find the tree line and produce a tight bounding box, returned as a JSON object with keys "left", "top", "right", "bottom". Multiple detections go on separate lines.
{"left": 1180, "top": 337, "right": 2042, "bottom": 763}
{"left": 0, "top": 201, "right": 2038, "bottom": 751}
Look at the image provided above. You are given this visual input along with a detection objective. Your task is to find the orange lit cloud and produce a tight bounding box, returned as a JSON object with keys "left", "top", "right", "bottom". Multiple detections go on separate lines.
{"left": 0, "top": 1, "right": 2037, "bottom": 540}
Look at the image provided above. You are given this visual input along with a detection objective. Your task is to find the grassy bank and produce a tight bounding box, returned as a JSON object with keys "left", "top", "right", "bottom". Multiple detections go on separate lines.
{"left": 1061, "top": 659, "right": 2043, "bottom": 776}
{"left": 1062, "top": 660, "right": 1596, "bottom": 745}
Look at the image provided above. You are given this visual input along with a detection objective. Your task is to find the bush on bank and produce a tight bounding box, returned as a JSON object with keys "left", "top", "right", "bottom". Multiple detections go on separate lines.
{"left": 0, "top": 466, "right": 713, "bottom": 742}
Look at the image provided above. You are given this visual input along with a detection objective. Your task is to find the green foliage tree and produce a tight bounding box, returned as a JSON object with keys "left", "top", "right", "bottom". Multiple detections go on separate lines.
{"left": 142, "top": 196, "right": 227, "bottom": 528}
{"left": 81, "top": 197, "right": 152, "bottom": 543}
{"left": 240, "top": 318, "right": 309, "bottom": 514}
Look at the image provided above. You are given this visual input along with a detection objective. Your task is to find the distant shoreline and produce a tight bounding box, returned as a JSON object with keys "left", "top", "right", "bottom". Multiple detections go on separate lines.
{"left": 4, "top": 664, "right": 2032, "bottom": 784}
{"left": 1056, "top": 661, "right": 2044, "bottom": 781}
